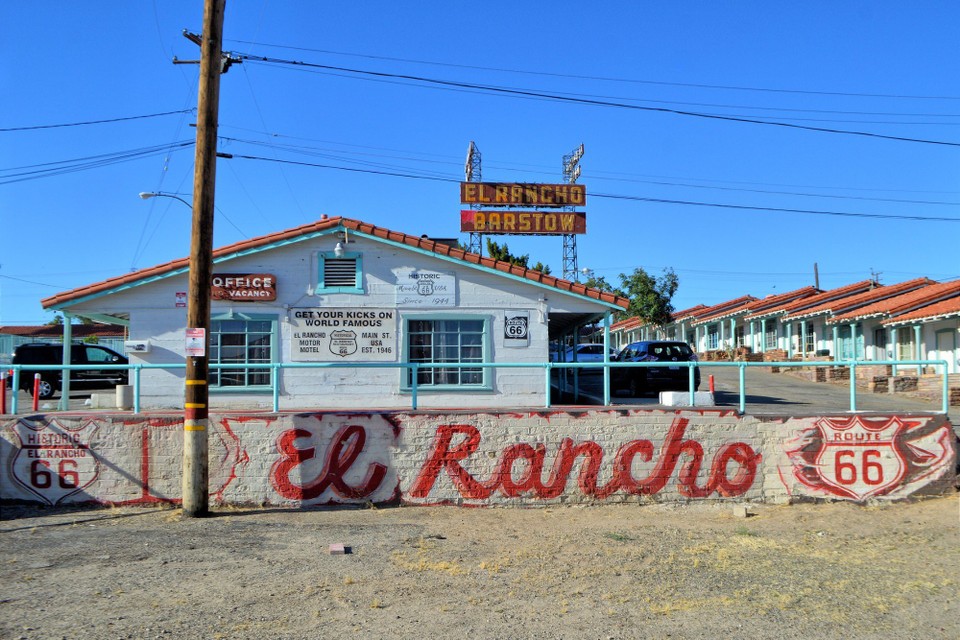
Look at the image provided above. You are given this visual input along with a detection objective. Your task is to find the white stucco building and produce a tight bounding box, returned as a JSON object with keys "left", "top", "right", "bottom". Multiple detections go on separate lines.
{"left": 41, "top": 217, "right": 627, "bottom": 409}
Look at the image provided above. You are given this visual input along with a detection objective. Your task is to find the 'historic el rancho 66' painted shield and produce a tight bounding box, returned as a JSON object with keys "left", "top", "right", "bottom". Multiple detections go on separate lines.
{"left": 11, "top": 418, "right": 101, "bottom": 505}
{"left": 813, "top": 416, "right": 907, "bottom": 500}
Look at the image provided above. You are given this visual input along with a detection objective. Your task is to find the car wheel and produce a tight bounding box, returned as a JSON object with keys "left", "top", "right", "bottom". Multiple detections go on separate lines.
{"left": 37, "top": 378, "right": 56, "bottom": 399}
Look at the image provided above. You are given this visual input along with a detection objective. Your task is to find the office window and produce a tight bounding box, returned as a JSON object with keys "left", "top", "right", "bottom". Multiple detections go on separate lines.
{"left": 209, "top": 315, "right": 275, "bottom": 389}
{"left": 405, "top": 317, "right": 488, "bottom": 388}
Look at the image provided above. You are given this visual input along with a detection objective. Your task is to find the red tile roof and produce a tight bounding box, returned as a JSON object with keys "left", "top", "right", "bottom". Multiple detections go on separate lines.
{"left": 741, "top": 286, "right": 820, "bottom": 315}
{"left": 42, "top": 217, "right": 629, "bottom": 311}
{"left": 882, "top": 288, "right": 960, "bottom": 325}
{"left": 753, "top": 279, "right": 877, "bottom": 320}
{"left": 829, "top": 280, "right": 960, "bottom": 323}
{"left": 690, "top": 296, "right": 758, "bottom": 325}
{"left": 782, "top": 278, "right": 934, "bottom": 321}
{"left": 669, "top": 304, "right": 708, "bottom": 322}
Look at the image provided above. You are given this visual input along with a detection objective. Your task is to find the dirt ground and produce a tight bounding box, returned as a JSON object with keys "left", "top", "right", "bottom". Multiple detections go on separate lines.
{"left": 1, "top": 496, "right": 958, "bottom": 640}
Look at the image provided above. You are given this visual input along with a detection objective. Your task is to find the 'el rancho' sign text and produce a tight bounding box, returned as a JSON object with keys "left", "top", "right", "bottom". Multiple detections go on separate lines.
{"left": 460, "top": 182, "right": 586, "bottom": 207}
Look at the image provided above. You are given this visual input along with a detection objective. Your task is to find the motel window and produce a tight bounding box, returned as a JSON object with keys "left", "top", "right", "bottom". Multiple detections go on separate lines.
{"left": 804, "top": 324, "right": 815, "bottom": 354}
{"left": 209, "top": 314, "right": 276, "bottom": 390}
{"left": 317, "top": 251, "right": 363, "bottom": 294}
{"left": 404, "top": 317, "right": 490, "bottom": 390}
{"left": 734, "top": 325, "right": 745, "bottom": 348}
{"left": 706, "top": 324, "right": 719, "bottom": 350}
{"left": 764, "top": 319, "right": 777, "bottom": 350}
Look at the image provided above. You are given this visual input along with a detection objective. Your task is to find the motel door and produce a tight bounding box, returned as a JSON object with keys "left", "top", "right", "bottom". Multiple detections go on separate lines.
{"left": 935, "top": 329, "right": 957, "bottom": 374}
{"left": 837, "top": 326, "right": 864, "bottom": 360}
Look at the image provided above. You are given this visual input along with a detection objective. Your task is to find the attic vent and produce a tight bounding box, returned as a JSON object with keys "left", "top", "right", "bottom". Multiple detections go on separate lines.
{"left": 323, "top": 257, "right": 358, "bottom": 288}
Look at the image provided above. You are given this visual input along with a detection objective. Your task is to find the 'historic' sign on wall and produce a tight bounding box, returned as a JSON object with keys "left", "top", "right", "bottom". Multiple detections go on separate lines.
{"left": 290, "top": 308, "right": 396, "bottom": 361}
{"left": 394, "top": 268, "right": 456, "bottom": 307}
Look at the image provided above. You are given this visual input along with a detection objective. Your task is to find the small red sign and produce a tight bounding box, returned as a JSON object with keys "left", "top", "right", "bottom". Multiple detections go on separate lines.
{"left": 211, "top": 273, "right": 277, "bottom": 301}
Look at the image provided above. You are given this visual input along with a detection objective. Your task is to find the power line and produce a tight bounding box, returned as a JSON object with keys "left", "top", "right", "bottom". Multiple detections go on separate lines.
{"left": 237, "top": 53, "right": 960, "bottom": 147}
{"left": 0, "top": 109, "right": 195, "bottom": 132}
{"left": 227, "top": 39, "right": 960, "bottom": 102}
{"left": 0, "top": 141, "right": 194, "bottom": 185}
{"left": 228, "top": 152, "right": 960, "bottom": 223}
{"left": 220, "top": 134, "right": 960, "bottom": 206}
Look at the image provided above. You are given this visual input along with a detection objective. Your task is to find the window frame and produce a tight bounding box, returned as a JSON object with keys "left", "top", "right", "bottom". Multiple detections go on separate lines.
{"left": 400, "top": 314, "right": 492, "bottom": 392}
{"left": 317, "top": 250, "right": 364, "bottom": 294}
{"left": 208, "top": 312, "right": 278, "bottom": 393}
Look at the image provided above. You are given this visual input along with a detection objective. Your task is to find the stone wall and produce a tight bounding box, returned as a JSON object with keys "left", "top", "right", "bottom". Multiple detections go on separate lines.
{"left": 2, "top": 409, "right": 955, "bottom": 508}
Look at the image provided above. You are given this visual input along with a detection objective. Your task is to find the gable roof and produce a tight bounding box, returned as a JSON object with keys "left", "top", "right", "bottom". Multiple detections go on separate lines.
{"left": 669, "top": 304, "right": 708, "bottom": 323}
{"left": 42, "top": 216, "right": 629, "bottom": 311}
{"left": 828, "top": 280, "right": 960, "bottom": 324}
{"left": 690, "top": 295, "right": 758, "bottom": 326}
{"left": 883, "top": 294, "right": 960, "bottom": 326}
{"left": 764, "top": 279, "right": 878, "bottom": 317}
{"left": 740, "top": 286, "right": 820, "bottom": 317}
{"left": 783, "top": 278, "right": 934, "bottom": 321}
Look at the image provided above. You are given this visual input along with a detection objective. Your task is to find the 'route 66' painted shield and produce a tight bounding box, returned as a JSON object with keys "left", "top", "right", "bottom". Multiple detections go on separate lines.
{"left": 813, "top": 416, "right": 907, "bottom": 500}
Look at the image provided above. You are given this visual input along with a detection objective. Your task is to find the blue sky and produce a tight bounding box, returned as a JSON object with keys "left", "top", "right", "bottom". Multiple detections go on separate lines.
{"left": 2, "top": 2, "right": 958, "bottom": 324}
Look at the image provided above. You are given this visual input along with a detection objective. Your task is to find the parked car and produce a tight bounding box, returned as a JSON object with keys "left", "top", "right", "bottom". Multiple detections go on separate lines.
{"left": 553, "top": 343, "right": 618, "bottom": 363}
{"left": 611, "top": 340, "right": 700, "bottom": 396}
{"left": 8, "top": 343, "right": 129, "bottom": 399}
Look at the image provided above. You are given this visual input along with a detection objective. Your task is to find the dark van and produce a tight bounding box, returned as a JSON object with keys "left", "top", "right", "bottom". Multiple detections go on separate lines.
{"left": 9, "top": 343, "right": 129, "bottom": 399}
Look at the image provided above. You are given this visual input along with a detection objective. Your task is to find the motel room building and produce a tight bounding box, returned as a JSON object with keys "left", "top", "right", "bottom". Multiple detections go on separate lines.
{"left": 778, "top": 277, "right": 934, "bottom": 361}
{"left": 828, "top": 279, "right": 960, "bottom": 374}
{"left": 40, "top": 217, "right": 627, "bottom": 410}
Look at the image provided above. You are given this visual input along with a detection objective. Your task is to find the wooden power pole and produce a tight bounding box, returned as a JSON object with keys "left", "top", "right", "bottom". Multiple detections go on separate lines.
{"left": 183, "top": 0, "right": 226, "bottom": 518}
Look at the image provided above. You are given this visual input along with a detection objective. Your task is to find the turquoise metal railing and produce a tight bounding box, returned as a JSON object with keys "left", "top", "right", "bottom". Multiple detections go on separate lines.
{"left": 3, "top": 359, "right": 951, "bottom": 415}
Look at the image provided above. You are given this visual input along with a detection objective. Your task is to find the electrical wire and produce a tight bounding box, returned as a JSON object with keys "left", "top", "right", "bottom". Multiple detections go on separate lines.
{"left": 0, "top": 141, "right": 194, "bottom": 185}
{"left": 0, "top": 109, "right": 194, "bottom": 132}
{"left": 226, "top": 39, "right": 960, "bottom": 101}
{"left": 227, "top": 152, "right": 960, "bottom": 223}
{"left": 237, "top": 53, "right": 960, "bottom": 147}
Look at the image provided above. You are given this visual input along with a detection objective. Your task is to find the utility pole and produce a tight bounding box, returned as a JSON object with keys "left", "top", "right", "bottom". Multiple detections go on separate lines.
{"left": 183, "top": 0, "right": 226, "bottom": 518}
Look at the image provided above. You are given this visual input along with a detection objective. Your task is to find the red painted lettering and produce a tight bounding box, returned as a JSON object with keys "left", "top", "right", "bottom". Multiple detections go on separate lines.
{"left": 271, "top": 425, "right": 387, "bottom": 500}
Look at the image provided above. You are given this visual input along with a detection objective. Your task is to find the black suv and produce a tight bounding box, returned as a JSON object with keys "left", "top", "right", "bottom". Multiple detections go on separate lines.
{"left": 611, "top": 340, "right": 700, "bottom": 396}
{"left": 9, "top": 343, "right": 129, "bottom": 399}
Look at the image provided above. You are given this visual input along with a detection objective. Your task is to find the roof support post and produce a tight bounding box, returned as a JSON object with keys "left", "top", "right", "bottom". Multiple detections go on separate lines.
{"left": 832, "top": 325, "right": 840, "bottom": 366}
{"left": 58, "top": 313, "right": 74, "bottom": 411}
{"left": 891, "top": 326, "right": 899, "bottom": 376}
{"left": 914, "top": 324, "right": 923, "bottom": 373}
{"left": 602, "top": 313, "right": 611, "bottom": 406}
{"left": 850, "top": 322, "right": 858, "bottom": 361}
{"left": 801, "top": 319, "right": 808, "bottom": 361}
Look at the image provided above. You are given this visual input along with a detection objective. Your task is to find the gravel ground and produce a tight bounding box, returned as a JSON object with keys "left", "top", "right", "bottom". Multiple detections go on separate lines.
{"left": 1, "top": 496, "right": 958, "bottom": 640}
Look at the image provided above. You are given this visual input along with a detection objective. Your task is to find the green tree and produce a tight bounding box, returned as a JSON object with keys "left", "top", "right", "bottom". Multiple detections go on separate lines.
{"left": 487, "top": 239, "right": 551, "bottom": 274}
{"left": 617, "top": 267, "right": 678, "bottom": 326}
{"left": 486, "top": 239, "right": 529, "bottom": 268}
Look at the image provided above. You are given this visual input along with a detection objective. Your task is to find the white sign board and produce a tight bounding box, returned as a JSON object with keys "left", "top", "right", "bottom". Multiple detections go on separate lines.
{"left": 185, "top": 328, "right": 205, "bottom": 357}
{"left": 394, "top": 268, "right": 456, "bottom": 307}
{"left": 290, "top": 308, "right": 397, "bottom": 362}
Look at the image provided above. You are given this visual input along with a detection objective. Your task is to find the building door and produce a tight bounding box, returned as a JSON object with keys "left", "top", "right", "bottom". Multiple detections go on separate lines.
{"left": 873, "top": 328, "right": 888, "bottom": 361}
{"left": 935, "top": 329, "right": 957, "bottom": 374}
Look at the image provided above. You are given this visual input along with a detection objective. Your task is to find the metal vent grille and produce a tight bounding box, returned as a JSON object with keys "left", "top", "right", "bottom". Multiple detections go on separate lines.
{"left": 324, "top": 258, "right": 357, "bottom": 287}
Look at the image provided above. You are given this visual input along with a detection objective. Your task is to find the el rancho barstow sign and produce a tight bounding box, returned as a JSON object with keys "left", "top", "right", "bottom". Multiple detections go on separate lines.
{"left": 211, "top": 273, "right": 277, "bottom": 301}
{"left": 460, "top": 182, "right": 587, "bottom": 235}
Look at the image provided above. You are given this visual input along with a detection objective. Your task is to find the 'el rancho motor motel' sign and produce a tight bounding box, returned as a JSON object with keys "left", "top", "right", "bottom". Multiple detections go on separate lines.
{"left": 290, "top": 308, "right": 397, "bottom": 362}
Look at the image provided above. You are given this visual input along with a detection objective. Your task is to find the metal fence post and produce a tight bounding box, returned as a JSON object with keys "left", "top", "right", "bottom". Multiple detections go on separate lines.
{"left": 849, "top": 362, "right": 858, "bottom": 412}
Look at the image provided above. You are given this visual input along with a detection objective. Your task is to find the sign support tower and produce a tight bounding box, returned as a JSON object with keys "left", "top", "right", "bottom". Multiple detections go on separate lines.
{"left": 561, "top": 143, "right": 584, "bottom": 281}
{"left": 464, "top": 141, "right": 483, "bottom": 255}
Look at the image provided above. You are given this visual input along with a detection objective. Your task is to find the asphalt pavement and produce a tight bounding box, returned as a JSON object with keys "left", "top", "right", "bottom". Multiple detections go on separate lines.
{"left": 558, "top": 365, "right": 959, "bottom": 425}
